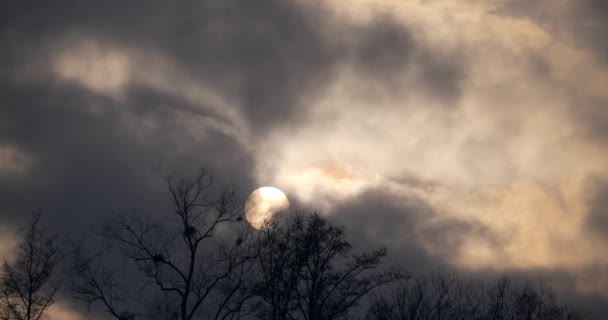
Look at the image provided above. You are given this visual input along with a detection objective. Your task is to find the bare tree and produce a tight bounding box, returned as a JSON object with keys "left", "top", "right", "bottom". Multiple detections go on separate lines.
{"left": 68, "top": 239, "right": 135, "bottom": 320}
{"left": 366, "top": 272, "right": 586, "bottom": 320}
{"left": 256, "top": 212, "right": 402, "bottom": 320}
{"left": 0, "top": 212, "right": 62, "bottom": 320}
{"left": 65, "top": 169, "right": 587, "bottom": 320}
{"left": 68, "top": 169, "right": 255, "bottom": 320}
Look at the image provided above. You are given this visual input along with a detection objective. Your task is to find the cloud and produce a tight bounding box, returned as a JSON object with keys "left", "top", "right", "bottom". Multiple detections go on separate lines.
{"left": 251, "top": 0, "right": 608, "bottom": 300}
{"left": 0, "top": 225, "right": 17, "bottom": 263}
{"left": 54, "top": 41, "right": 132, "bottom": 97}
{"left": 0, "top": 145, "right": 30, "bottom": 175}
{"left": 52, "top": 39, "right": 249, "bottom": 145}
{"left": 327, "top": 186, "right": 485, "bottom": 272}
{"left": 585, "top": 178, "right": 608, "bottom": 239}
{"left": 44, "top": 301, "right": 84, "bottom": 320}
{"left": 498, "top": 0, "right": 608, "bottom": 61}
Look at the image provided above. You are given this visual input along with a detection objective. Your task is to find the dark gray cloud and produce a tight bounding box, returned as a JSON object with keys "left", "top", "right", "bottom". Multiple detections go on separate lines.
{"left": 495, "top": 0, "right": 608, "bottom": 164}
{"left": 577, "top": 98, "right": 608, "bottom": 145}
{"left": 498, "top": 0, "right": 608, "bottom": 64}
{"left": 0, "top": 0, "right": 467, "bottom": 228}
{"left": 352, "top": 19, "right": 415, "bottom": 80}
{"left": 566, "top": 0, "right": 608, "bottom": 63}
{"left": 0, "top": 79, "right": 255, "bottom": 231}
{"left": 348, "top": 17, "right": 465, "bottom": 104}
{"left": 328, "top": 188, "right": 465, "bottom": 273}
{"left": 1, "top": 0, "right": 337, "bottom": 135}
{"left": 0, "top": 0, "right": 344, "bottom": 232}
{"left": 585, "top": 177, "right": 608, "bottom": 239}
{"left": 3, "top": 0, "right": 467, "bottom": 133}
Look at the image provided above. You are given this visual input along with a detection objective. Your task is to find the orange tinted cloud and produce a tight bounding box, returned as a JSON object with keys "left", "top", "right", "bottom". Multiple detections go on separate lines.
{"left": 253, "top": 0, "right": 608, "bottom": 296}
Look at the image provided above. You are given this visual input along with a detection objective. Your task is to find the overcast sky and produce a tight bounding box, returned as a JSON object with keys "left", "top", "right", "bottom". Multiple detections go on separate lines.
{"left": 1, "top": 0, "right": 608, "bottom": 319}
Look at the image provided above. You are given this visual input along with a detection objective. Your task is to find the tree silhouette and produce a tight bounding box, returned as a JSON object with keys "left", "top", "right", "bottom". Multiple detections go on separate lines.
{"left": 366, "top": 272, "right": 585, "bottom": 320}
{"left": 255, "top": 212, "right": 402, "bottom": 320}
{"left": 0, "top": 212, "right": 62, "bottom": 320}
{"left": 62, "top": 169, "right": 587, "bottom": 320}
{"left": 68, "top": 238, "right": 136, "bottom": 320}
{"left": 69, "top": 169, "right": 254, "bottom": 320}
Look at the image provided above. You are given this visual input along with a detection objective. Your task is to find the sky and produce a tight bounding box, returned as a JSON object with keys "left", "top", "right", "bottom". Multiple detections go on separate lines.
{"left": 1, "top": 0, "right": 608, "bottom": 318}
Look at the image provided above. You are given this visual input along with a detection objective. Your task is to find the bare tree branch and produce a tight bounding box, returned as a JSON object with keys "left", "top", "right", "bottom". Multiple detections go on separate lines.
{"left": 68, "top": 168, "right": 250, "bottom": 320}
{"left": 1, "top": 212, "right": 62, "bottom": 320}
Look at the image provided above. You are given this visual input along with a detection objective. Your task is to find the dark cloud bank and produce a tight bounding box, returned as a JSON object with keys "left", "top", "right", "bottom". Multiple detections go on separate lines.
{"left": 0, "top": 0, "right": 462, "bottom": 222}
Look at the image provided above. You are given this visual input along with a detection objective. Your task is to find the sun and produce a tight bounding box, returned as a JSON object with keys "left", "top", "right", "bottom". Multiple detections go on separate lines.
{"left": 244, "top": 187, "right": 289, "bottom": 229}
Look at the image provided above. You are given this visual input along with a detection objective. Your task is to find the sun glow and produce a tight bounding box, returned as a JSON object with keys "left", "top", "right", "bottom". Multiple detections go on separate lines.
{"left": 259, "top": 187, "right": 288, "bottom": 200}
{"left": 245, "top": 187, "right": 290, "bottom": 229}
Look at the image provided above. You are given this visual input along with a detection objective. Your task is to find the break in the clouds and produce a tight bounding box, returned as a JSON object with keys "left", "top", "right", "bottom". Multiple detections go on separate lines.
{"left": 1, "top": 0, "right": 608, "bottom": 318}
